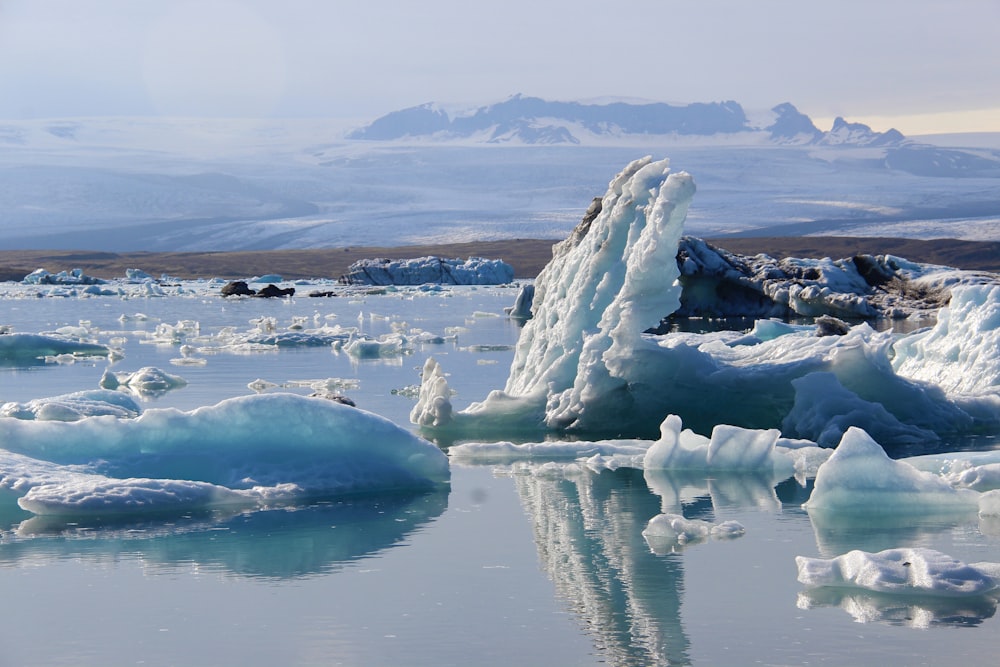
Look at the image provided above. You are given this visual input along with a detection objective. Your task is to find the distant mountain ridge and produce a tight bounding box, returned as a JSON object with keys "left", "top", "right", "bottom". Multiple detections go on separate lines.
{"left": 348, "top": 95, "right": 906, "bottom": 146}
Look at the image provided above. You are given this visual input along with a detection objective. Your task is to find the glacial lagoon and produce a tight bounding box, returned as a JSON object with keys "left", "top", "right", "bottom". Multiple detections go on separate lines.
{"left": 1, "top": 279, "right": 999, "bottom": 667}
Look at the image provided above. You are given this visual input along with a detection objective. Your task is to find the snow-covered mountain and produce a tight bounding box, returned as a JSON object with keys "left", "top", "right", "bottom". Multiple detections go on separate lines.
{"left": 0, "top": 99, "right": 998, "bottom": 253}
{"left": 348, "top": 95, "right": 906, "bottom": 147}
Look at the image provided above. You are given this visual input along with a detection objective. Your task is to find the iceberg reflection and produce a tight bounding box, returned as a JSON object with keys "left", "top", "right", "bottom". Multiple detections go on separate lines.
{"left": 514, "top": 466, "right": 692, "bottom": 666}
{"left": 797, "top": 587, "right": 997, "bottom": 628}
{"left": 1, "top": 489, "right": 447, "bottom": 579}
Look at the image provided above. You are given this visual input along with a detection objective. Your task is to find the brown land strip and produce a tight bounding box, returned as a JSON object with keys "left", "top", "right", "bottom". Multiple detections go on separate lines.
{"left": 0, "top": 236, "right": 998, "bottom": 282}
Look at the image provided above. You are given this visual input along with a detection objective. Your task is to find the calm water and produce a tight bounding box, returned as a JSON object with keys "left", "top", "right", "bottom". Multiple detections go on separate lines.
{"left": 1, "top": 282, "right": 999, "bottom": 666}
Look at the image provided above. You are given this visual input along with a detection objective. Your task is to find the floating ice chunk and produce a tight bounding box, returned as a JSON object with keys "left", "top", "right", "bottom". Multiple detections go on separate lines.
{"left": 796, "top": 547, "right": 999, "bottom": 598}
{"left": 893, "top": 284, "right": 1000, "bottom": 395}
{"left": 642, "top": 414, "right": 828, "bottom": 477}
{"left": 0, "top": 333, "right": 110, "bottom": 363}
{"left": 99, "top": 366, "right": 187, "bottom": 395}
{"left": 642, "top": 513, "right": 745, "bottom": 553}
{"left": 18, "top": 477, "right": 259, "bottom": 516}
{"left": 410, "top": 358, "right": 454, "bottom": 428}
{"left": 802, "top": 427, "right": 980, "bottom": 514}
{"left": 248, "top": 378, "right": 278, "bottom": 392}
{"left": 345, "top": 335, "right": 406, "bottom": 358}
{"left": 504, "top": 283, "right": 535, "bottom": 319}
{"left": 124, "top": 268, "right": 155, "bottom": 282}
{"left": 0, "top": 389, "right": 142, "bottom": 421}
{"left": 0, "top": 393, "right": 450, "bottom": 512}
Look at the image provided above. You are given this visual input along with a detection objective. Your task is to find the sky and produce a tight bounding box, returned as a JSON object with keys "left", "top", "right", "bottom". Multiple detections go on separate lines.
{"left": 1, "top": 0, "right": 999, "bottom": 135}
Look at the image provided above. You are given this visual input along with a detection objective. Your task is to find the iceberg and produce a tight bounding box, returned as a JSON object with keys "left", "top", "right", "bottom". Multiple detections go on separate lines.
{"left": 0, "top": 332, "right": 111, "bottom": 365}
{"left": 99, "top": 366, "right": 188, "bottom": 395}
{"left": 0, "top": 393, "right": 449, "bottom": 517}
{"left": 412, "top": 156, "right": 1000, "bottom": 446}
{"left": 802, "top": 427, "right": 980, "bottom": 514}
{"left": 341, "top": 256, "right": 514, "bottom": 285}
{"left": 796, "top": 547, "right": 1000, "bottom": 598}
{"left": 641, "top": 513, "right": 745, "bottom": 553}
{"left": 0, "top": 389, "right": 142, "bottom": 421}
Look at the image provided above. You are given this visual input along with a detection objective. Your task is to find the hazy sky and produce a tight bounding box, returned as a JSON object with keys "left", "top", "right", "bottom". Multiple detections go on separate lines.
{"left": 2, "top": 0, "right": 998, "bottom": 134}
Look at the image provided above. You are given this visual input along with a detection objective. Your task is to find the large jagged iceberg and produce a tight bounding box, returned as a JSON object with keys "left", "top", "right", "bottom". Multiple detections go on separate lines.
{"left": 413, "top": 157, "right": 693, "bottom": 436}
{"left": 412, "top": 156, "right": 1000, "bottom": 445}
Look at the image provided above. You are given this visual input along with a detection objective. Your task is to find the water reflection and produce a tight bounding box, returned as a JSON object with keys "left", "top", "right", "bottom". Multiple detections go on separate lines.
{"left": 644, "top": 469, "right": 784, "bottom": 515}
{"left": 0, "top": 489, "right": 447, "bottom": 579}
{"left": 797, "top": 587, "right": 998, "bottom": 628}
{"left": 514, "top": 467, "right": 691, "bottom": 666}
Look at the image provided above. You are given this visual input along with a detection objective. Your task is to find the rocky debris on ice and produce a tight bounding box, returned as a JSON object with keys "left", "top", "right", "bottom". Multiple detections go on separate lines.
{"left": 341, "top": 256, "right": 514, "bottom": 286}
{"left": 510, "top": 204, "right": 995, "bottom": 324}
{"left": 671, "top": 236, "right": 993, "bottom": 321}
{"left": 220, "top": 280, "right": 295, "bottom": 297}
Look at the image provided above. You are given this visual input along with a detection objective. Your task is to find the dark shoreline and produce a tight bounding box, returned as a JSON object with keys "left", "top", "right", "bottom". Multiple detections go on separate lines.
{"left": 1, "top": 236, "right": 999, "bottom": 282}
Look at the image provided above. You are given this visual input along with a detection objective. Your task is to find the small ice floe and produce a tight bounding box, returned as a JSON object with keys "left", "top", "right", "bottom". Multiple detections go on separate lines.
{"left": 796, "top": 547, "right": 1000, "bottom": 598}
{"left": 99, "top": 366, "right": 187, "bottom": 396}
{"left": 642, "top": 513, "right": 745, "bottom": 553}
{"left": 462, "top": 344, "right": 514, "bottom": 353}
{"left": 248, "top": 378, "right": 278, "bottom": 392}
{"left": 0, "top": 332, "right": 111, "bottom": 365}
{"left": 504, "top": 283, "right": 534, "bottom": 320}
{"left": 802, "top": 427, "right": 980, "bottom": 515}
{"left": 170, "top": 344, "right": 207, "bottom": 366}
{"left": 344, "top": 335, "right": 408, "bottom": 359}
{"left": 643, "top": 415, "right": 830, "bottom": 480}
{"left": 0, "top": 389, "right": 142, "bottom": 421}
